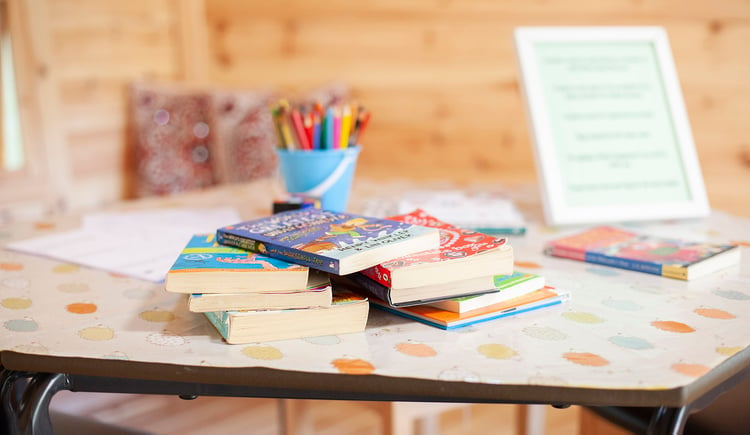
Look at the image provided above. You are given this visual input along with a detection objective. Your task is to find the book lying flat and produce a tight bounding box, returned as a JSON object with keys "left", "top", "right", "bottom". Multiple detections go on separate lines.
{"left": 342, "top": 272, "right": 497, "bottom": 307}
{"left": 204, "top": 289, "right": 369, "bottom": 344}
{"left": 370, "top": 286, "right": 570, "bottom": 330}
{"left": 544, "top": 226, "right": 741, "bottom": 280}
{"left": 165, "top": 234, "right": 309, "bottom": 294}
{"left": 216, "top": 209, "right": 440, "bottom": 275}
{"left": 188, "top": 270, "right": 332, "bottom": 313}
{"left": 360, "top": 209, "right": 513, "bottom": 289}
{"left": 426, "top": 271, "right": 545, "bottom": 313}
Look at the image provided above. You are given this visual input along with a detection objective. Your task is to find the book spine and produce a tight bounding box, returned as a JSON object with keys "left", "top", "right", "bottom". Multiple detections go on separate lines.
{"left": 496, "top": 274, "right": 532, "bottom": 290}
{"left": 216, "top": 230, "right": 339, "bottom": 274}
{"left": 584, "top": 252, "right": 663, "bottom": 276}
{"left": 204, "top": 311, "right": 230, "bottom": 340}
{"left": 361, "top": 265, "right": 393, "bottom": 288}
{"left": 349, "top": 274, "right": 393, "bottom": 304}
{"left": 215, "top": 231, "right": 262, "bottom": 252}
{"left": 660, "top": 265, "right": 688, "bottom": 280}
{"left": 546, "top": 245, "right": 587, "bottom": 261}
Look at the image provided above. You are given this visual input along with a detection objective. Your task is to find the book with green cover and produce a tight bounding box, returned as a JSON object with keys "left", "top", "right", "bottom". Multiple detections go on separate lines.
{"left": 426, "top": 272, "right": 545, "bottom": 313}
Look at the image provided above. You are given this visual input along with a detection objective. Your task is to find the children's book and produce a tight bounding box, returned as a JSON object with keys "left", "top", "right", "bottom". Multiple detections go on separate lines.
{"left": 204, "top": 289, "right": 369, "bottom": 344}
{"left": 359, "top": 209, "right": 513, "bottom": 290}
{"left": 544, "top": 226, "right": 741, "bottom": 280}
{"left": 370, "top": 286, "right": 570, "bottom": 330}
{"left": 165, "top": 234, "right": 309, "bottom": 294}
{"left": 426, "top": 272, "right": 545, "bottom": 313}
{"left": 340, "top": 272, "right": 497, "bottom": 307}
{"left": 188, "top": 270, "right": 332, "bottom": 312}
{"left": 216, "top": 209, "right": 440, "bottom": 275}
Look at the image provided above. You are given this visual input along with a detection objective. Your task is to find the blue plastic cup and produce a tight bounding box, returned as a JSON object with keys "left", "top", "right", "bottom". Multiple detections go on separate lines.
{"left": 276, "top": 146, "right": 361, "bottom": 212}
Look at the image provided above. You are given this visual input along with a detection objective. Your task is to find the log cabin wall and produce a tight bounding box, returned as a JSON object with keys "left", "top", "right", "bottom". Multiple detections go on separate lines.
{"left": 21, "top": 0, "right": 750, "bottom": 215}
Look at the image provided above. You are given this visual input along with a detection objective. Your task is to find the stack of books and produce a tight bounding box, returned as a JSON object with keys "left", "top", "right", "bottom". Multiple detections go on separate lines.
{"left": 165, "top": 234, "right": 368, "bottom": 344}
{"left": 167, "top": 209, "right": 442, "bottom": 344}
{"left": 339, "top": 209, "right": 568, "bottom": 329}
{"left": 166, "top": 208, "right": 569, "bottom": 343}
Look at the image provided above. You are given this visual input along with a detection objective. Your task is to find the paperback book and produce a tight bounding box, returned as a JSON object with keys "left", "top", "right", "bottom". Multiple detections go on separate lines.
{"left": 544, "top": 226, "right": 741, "bottom": 280}
{"left": 165, "top": 234, "right": 308, "bottom": 294}
{"left": 426, "top": 271, "right": 545, "bottom": 313}
{"left": 359, "top": 209, "right": 513, "bottom": 290}
{"left": 188, "top": 270, "right": 332, "bottom": 313}
{"left": 216, "top": 208, "right": 440, "bottom": 275}
{"left": 370, "top": 286, "right": 570, "bottom": 330}
{"left": 341, "top": 272, "right": 497, "bottom": 307}
{"left": 204, "top": 289, "right": 369, "bottom": 344}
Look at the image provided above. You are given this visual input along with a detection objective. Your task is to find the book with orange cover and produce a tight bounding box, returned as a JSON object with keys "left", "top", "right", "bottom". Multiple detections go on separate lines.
{"left": 370, "top": 286, "right": 569, "bottom": 329}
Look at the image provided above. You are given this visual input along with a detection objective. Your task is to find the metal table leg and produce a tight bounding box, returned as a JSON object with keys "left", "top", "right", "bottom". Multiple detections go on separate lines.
{"left": 1, "top": 369, "right": 68, "bottom": 435}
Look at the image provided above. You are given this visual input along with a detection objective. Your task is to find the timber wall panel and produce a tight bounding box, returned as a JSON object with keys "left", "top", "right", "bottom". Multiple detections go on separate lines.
{"left": 46, "top": 0, "right": 185, "bottom": 210}
{"left": 203, "top": 0, "right": 750, "bottom": 207}
{"left": 33, "top": 0, "right": 750, "bottom": 215}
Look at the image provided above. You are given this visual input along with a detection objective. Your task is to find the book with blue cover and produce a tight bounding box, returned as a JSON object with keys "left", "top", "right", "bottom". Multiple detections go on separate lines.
{"left": 165, "top": 234, "right": 309, "bottom": 294}
{"left": 216, "top": 208, "right": 441, "bottom": 275}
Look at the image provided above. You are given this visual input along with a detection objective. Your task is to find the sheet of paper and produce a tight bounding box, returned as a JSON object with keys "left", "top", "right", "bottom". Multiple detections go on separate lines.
{"left": 396, "top": 190, "right": 526, "bottom": 234}
{"left": 6, "top": 207, "right": 241, "bottom": 282}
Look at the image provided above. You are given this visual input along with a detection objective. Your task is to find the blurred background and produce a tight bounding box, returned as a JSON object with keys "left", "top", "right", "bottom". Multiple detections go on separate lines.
{"left": 1, "top": 0, "right": 748, "bottom": 219}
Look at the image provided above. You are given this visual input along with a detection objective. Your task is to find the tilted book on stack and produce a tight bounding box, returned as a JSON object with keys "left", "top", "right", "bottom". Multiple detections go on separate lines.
{"left": 544, "top": 226, "right": 741, "bottom": 280}
{"left": 347, "top": 209, "right": 514, "bottom": 306}
{"left": 216, "top": 208, "right": 441, "bottom": 275}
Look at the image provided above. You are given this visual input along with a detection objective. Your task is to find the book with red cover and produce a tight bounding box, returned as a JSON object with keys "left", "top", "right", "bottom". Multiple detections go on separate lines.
{"left": 544, "top": 226, "right": 740, "bottom": 280}
{"left": 359, "top": 209, "right": 513, "bottom": 290}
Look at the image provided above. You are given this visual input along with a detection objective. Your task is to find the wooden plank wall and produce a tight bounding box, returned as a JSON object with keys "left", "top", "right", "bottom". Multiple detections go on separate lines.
{"left": 31, "top": 0, "right": 750, "bottom": 214}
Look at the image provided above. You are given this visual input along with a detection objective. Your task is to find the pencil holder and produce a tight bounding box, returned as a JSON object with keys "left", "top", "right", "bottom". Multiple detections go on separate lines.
{"left": 276, "top": 146, "right": 361, "bottom": 212}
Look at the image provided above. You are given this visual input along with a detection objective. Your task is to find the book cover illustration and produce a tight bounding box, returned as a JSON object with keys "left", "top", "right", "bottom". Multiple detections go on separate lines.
{"left": 217, "top": 208, "right": 439, "bottom": 274}
{"left": 165, "top": 234, "right": 308, "bottom": 293}
{"left": 371, "top": 286, "right": 570, "bottom": 330}
{"left": 360, "top": 209, "right": 509, "bottom": 288}
{"left": 169, "top": 234, "right": 307, "bottom": 273}
{"left": 545, "top": 226, "right": 740, "bottom": 280}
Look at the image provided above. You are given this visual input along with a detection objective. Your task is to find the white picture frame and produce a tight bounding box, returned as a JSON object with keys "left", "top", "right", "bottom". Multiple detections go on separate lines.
{"left": 514, "top": 26, "right": 710, "bottom": 226}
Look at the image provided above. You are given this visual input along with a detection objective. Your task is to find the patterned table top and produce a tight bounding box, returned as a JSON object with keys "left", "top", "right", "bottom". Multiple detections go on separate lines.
{"left": 1, "top": 179, "right": 748, "bottom": 404}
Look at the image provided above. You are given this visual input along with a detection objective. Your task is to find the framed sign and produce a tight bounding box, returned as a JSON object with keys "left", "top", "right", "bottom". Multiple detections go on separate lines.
{"left": 514, "top": 26, "right": 709, "bottom": 226}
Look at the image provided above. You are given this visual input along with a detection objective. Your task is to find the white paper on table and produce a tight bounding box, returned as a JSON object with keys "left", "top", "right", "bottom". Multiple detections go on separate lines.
{"left": 396, "top": 189, "right": 526, "bottom": 231}
{"left": 5, "top": 207, "right": 241, "bottom": 283}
